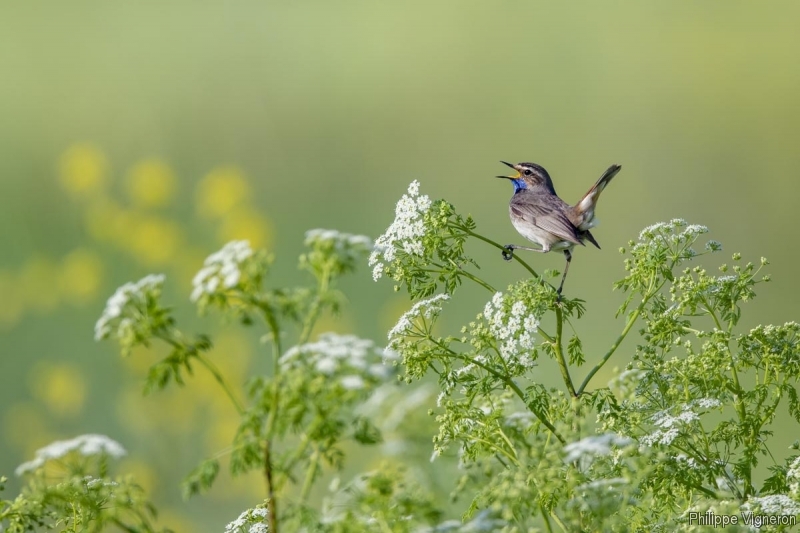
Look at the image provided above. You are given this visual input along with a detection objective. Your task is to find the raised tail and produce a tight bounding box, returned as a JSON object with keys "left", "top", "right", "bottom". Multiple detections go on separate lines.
{"left": 577, "top": 164, "right": 621, "bottom": 211}
{"left": 572, "top": 164, "right": 622, "bottom": 241}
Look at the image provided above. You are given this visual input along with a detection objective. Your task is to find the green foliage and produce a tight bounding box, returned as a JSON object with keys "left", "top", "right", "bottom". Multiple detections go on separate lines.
{"left": 370, "top": 184, "right": 800, "bottom": 532}
{"left": 1, "top": 436, "right": 168, "bottom": 532}
{"left": 95, "top": 229, "right": 392, "bottom": 532}
{"left": 25, "top": 181, "right": 797, "bottom": 532}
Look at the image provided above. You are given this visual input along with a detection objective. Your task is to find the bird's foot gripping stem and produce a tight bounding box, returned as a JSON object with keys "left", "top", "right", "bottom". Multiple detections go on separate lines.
{"left": 501, "top": 245, "right": 515, "bottom": 261}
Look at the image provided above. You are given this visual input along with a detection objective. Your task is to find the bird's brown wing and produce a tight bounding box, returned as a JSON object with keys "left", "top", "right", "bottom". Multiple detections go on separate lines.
{"left": 510, "top": 194, "right": 583, "bottom": 245}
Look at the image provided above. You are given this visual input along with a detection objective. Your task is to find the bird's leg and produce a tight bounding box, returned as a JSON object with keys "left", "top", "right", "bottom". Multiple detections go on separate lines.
{"left": 501, "top": 244, "right": 544, "bottom": 261}
{"left": 556, "top": 249, "right": 572, "bottom": 296}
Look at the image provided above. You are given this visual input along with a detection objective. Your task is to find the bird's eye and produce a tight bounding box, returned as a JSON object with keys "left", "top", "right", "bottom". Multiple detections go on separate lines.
{"left": 523, "top": 169, "right": 532, "bottom": 176}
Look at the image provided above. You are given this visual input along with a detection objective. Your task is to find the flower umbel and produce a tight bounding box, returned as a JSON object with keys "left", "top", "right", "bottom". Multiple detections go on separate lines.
{"left": 16, "top": 434, "right": 127, "bottom": 476}
{"left": 302, "top": 229, "right": 372, "bottom": 278}
{"left": 94, "top": 274, "right": 165, "bottom": 342}
{"left": 224, "top": 503, "right": 270, "bottom": 533}
{"left": 280, "top": 332, "right": 395, "bottom": 387}
{"left": 191, "top": 240, "right": 254, "bottom": 302}
{"left": 388, "top": 294, "right": 450, "bottom": 348}
{"left": 369, "top": 180, "right": 432, "bottom": 281}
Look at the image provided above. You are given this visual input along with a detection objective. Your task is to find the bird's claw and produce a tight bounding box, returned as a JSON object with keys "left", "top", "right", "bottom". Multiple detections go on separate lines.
{"left": 502, "top": 245, "right": 514, "bottom": 261}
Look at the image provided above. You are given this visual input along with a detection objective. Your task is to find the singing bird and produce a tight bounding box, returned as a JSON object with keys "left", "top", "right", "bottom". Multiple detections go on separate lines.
{"left": 496, "top": 161, "right": 622, "bottom": 295}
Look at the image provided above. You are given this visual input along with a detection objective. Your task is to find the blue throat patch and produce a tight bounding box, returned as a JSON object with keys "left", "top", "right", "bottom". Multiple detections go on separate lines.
{"left": 511, "top": 178, "right": 527, "bottom": 193}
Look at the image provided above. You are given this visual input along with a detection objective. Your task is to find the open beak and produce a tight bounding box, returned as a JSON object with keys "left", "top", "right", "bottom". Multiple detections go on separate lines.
{"left": 496, "top": 161, "right": 520, "bottom": 179}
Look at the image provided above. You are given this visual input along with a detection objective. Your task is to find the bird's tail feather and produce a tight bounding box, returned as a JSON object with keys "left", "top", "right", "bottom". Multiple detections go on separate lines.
{"left": 576, "top": 164, "right": 621, "bottom": 213}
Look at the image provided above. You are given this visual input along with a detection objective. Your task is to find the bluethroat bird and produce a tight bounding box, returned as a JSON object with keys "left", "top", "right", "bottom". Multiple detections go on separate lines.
{"left": 496, "top": 161, "right": 622, "bottom": 295}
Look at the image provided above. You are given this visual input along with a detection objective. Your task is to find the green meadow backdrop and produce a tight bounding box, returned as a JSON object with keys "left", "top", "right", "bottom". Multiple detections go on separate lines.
{"left": 2, "top": 2, "right": 799, "bottom": 530}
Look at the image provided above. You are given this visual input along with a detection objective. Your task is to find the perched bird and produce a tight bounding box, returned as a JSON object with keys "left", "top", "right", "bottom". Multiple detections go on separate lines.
{"left": 496, "top": 161, "right": 622, "bottom": 295}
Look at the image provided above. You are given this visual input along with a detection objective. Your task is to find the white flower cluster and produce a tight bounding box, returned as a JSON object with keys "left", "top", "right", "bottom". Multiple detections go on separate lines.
{"left": 191, "top": 240, "right": 253, "bottom": 302}
{"left": 421, "top": 511, "right": 507, "bottom": 532}
{"left": 641, "top": 399, "right": 718, "bottom": 446}
{"left": 223, "top": 505, "right": 269, "bottom": 533}
{"left": 84, "top": 476, "right": 119, "bottom": 489}
{"left": 387, "top": 294, "right": 450, "bottom": 348}
{"left": 481, "top": 292, "right": 540, "bottom": 368}
{"left": 94, "top": 274, "right": 165, "bottom": 341}
{"left": 635, "top": 219, "right": 712, "bottom": 258}
{"left": 608, "top": 368, "right": 646, "bottom": 401}
{"left": 742, "top": 494, "right": 800, "bottom": 516}
{"left": 563, "top": 433, "right": 633, "bottom": 464}
{"left": 369, "top": 180, "right": 432, "bottom": 281}
{"left": 16, "top": 434, "right": 127, "bottom": 476}
{"left": 280, "top": 333, "right": 394, "bottom": 389}
{"left": 305, "top": 228, "right": 372, "bottom": 253}
{"left": 786, "top": 456, "right": 800, "bottom": 498}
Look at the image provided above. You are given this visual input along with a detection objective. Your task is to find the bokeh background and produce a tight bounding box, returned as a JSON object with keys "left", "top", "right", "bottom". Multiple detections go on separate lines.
{"left": 2, "top": 2, "right": 800, "bottom": 530}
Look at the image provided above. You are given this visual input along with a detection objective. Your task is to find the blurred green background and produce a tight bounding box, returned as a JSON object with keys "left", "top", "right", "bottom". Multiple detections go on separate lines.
{"left": 2, "top": 1, "right": 800, "bottom": 530}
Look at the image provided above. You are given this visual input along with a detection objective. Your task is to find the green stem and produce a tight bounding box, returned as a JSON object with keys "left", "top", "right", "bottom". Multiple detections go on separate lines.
{"left": 251, "top": 298, "right": 284, "bottom": 532}
{"left": 540, "top": 505, "right": 554, "bottom": 533}
{"left": 577, "top": 302, "right": 643, "bottom": 395}
{"left": 299, "top": 264, "right": 331, "bottom": 345}
{"left": 701, "top": 295, "right": 752, "bottom": 495}
{"left": 196, "top": 354, "right": 246, "bottom": 415}
{"left": 554, "top": 306, "right": 576, "bottom": 397}
{"left": 458, "top": 226, "right": 541, "bottom": 281}
{"left": 275, "top": 419, "right": 323, "bottom": 491}
{"left": 298, "top": 449, "right": 320, "bottom": 505}
{"left": 155, "top": 332, "right": 246, "bottom": 415}
{"left": 577, "top": 273, "right": 663, "bottom": 395}
{"left": 431, "top": 338, "right": 565, "bottom": 444}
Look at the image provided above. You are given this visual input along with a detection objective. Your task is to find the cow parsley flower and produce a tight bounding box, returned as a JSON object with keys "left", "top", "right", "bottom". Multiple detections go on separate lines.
{"left": 388, "top": 294, "right": 450, "bottom": 347}
{"left": 480, "top": 291, "right": 539, "bottom": 367}
{"left": 191, "top": 240, "right": 253, "bottom": 302}
{"left": 224, "top": 504, "right": 270, "bottom": 533}
{"left": 641, "top": 400, "right": 716, "bottom": 447}
{"left": 369, "top": 180, "right": 433, "bottom": 281}
{"left": 95, "top": 274, "right": 165, "bottom": 341}
{"left": 303, "top": 229, "right": 372, "bottom": 275}
{"left": 742, "top": 494, "right": 800, "bottom": 516}
{"left": 16, "top": 434, "right": 127, "bottom": 476}
{"left": 563, "top": 433, "right": 633, "bottom": 464}
{"left": 280, "top": 333, "right": 394, "bottom": 385}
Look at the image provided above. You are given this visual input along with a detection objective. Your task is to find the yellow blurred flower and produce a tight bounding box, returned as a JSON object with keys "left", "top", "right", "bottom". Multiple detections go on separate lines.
{"left": 29, "top": 362, "right": 87, "bottom": 417}
{"left": 83, "top": 196, "right": 123, "bottom": 243}
{"left": 117, "top": 384, "right": 198, "bottom": 435}
{"left": 218, "top": 207, "right": 273, "bottom": 249}
{"left": 118, "top": 457, "right": 158, "bottom": 495}
{"left": 205, "top": 411, "right": 240, "bottom": 456}
{"left": 128, "top": 215, "right": 183, "bottom": 266}
{"left": 125, "top": 159, "right": 177, "bottom": 208}
{"left": 156, "top": 510, "right": 197, "bottom": 533}
{"left": 58, "top": 143, "right": 109, "bottom": 197}
{"left": 310, "top": 311, "right": 356, "bottom": 339}
{"left": 0, "top": 269, "right": 24, "bottom": 327}
{"left": 209, "top": 331, "right": 253, "bottom": 383}
{"left": 58, "top": 248, "right": 104, "bottom": 304}
{"left": 196, "top": 166, "right": 250, "bottom": 219}
{"left": 19, "top": 257, "right": 60, "bottom": 313}
{"left": 3, "top": 402, "right": 54, "bottom": 452}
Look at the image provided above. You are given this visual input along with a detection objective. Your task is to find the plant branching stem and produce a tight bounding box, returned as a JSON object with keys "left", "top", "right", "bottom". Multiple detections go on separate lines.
{"left": 576, "top": 303, "right": 643, "bottom": 396}
{"left": 457, "top": 226, "right": 541, "bottom": 281}
{"left": 576, "top": 274, "right": 662, "bottom": 395}
{"left": 299, "top": 264, "right": 331, "bottom": 345}
{"left": 298, "top": 449, "right": 320, "bottom": 505}
{"left": 431, "top": 338, "right": 565, "bottom": 444}
{"left": 253, "top": 299, "right": 284, "bottom": 533}
{"left": 554, "top": 306, "right": 576, "bottom": 397}
{"left": 196, "top": 354, "right": 246, "bottom": 415}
